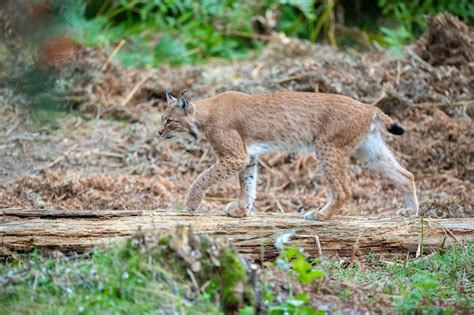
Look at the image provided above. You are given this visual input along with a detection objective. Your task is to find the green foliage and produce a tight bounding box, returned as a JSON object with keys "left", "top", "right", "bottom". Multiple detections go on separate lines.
{"left": 70, "top": 0, "right": 262, "bottom": 67}
{"left": 219, "top": 247, "right": 255, "bottom": 311}
{"left": 277, "top": 0, "right": 336, "bottom": 46}
{"left": 53, "top": 0, "right": 474, "bottom": 66}
{"left": 324, "top": 243, "right": 474, "bottom": 313}
{"left": 1, "top": 239, "right": 472, "bottom": 314}
{"left": 378, "top": 0, "right": 474, "bottom": 54}
{"left": 0, "top": 235, "right": 251, "bottom": 314}
{"left": 47, "top": 0, "right": 474, "bottom": 66}
{"left": 265, "top": 244, "right": 325, "bottom": 314}
{"left": 380, "top": 25, "right": 411, "bottom": 56}
{"left": 59, "top": 0, "right": 343, "bottom": 67}
{"left": 282, "top": 246, "right": 325, "bottom": 285}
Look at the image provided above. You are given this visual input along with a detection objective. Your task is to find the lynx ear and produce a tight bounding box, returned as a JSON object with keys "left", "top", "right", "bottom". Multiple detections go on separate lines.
{"left": 165, "top": 89, "right": 176, "bottom": 105}
{"left": 177, "top": 91, "right": 195, "bottom": 115}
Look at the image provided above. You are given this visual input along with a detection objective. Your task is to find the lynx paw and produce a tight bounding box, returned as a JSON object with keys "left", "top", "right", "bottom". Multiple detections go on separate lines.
{"left": 225, "top": 202, "right": 246, "bottom": 218}
{"left": 396, "top": 208, "right": 418, "bottom": 218}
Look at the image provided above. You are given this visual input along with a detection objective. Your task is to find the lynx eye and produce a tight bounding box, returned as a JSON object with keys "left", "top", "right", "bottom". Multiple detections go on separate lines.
{"left": 165, "top": 119, "right": 174, "bottom": 126}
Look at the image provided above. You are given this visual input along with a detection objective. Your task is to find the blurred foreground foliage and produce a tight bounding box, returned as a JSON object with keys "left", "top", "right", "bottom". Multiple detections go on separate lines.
{"left": 54, "top": 0, "right": 474, "bottom": 67}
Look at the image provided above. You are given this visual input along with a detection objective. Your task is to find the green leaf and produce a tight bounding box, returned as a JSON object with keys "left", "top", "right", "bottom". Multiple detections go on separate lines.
{"left": 154, "top": 35, "right": 189, "bottom": 65}
{"left": 294, "top": 292, "right": 310, "bottom": 302}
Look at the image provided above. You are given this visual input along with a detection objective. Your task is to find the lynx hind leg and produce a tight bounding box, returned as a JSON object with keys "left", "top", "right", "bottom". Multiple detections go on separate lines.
{"left": 356, "top": 130, "right": 419, "bottom": 216}
{"left": 305, "top": 148, "right": 351, "bottom": 221}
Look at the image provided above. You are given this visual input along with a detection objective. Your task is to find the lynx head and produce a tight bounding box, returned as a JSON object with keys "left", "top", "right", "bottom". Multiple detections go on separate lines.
{"left": 159, "top": 90, "right": 200, "bottom": 141}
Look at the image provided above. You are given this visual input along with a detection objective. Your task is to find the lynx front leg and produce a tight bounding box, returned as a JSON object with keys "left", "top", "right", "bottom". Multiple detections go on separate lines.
{"left": 185, "top": 158, "right": 247, "bottom": 212}
{"left": 185, "top": 129, "right": 248, "bottom": 212}
{"left": 225, "top": 156, "right": 258, "bottom": 218}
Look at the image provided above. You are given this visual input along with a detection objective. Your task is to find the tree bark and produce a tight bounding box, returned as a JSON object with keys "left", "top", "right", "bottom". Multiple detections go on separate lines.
{"left": 1, "top": 208, "right": 473, "bottom": 259}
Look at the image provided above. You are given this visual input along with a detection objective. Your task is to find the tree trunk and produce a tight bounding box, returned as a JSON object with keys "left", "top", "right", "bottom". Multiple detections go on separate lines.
{"left": 1, "top": 208, "right": 473, "bottom": 259}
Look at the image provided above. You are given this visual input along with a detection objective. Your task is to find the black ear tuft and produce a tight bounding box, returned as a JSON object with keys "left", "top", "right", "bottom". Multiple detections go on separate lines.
{"left": 177, "top": 91, "right": 190, "bottom": 111}
{"left": 165, "top": 88, "right": 176, "bottom": 104}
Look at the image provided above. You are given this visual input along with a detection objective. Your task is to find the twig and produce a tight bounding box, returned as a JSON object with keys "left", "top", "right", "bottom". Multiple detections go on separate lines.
{"left": 271, "top": 194, "right": 285, "bottom": 213}
{"left": 403, "top": 251, "right": 409, "bottom": 269}
{"left": 93, "top": 150, "right": 124, "bottom": 159}
{"left": 335, "top": 24, "right": 370, "bottom": 47}
{"left": 327, "top": 0, "right": 337, "bottom": 49}
{"left": 227, "top": 30, "right": 271, "bottom": 41}
{"left": 101, "top": 40, "right": 126, "bottom": 71}
{"left": 395, "top": 61, "right": 401, "bottom": 86}
{"left": 445, "top": 228, "right": 462, "bottom": 245}
{"left": 414, "top": 252, "right": 436, "bottom": 264}
{"left": 273, "top": 74, "right": 310, "bottom": 84}
{"left": 352, "top": 231, "right": 363, "bottom": 257}
{"left": 49, "top": 95, "right": 88, "bottom": 102}
{"left": 416, "top": 215, "right": 424, "bottom": 258}
{"left": 370, "top": 89, "right": 387, "bottom": 107}
{"left": 204, "top": 196, "right": 238, "bottom": 202}
{"left": 314, "top": 235, "right": 323, "bottom": 257}
{"left": 186, "top": 268, "right": 201, "bottom": 294}
{"left": 23, "top": 190, "right": 46, "bottom": 209}
{"left": 5, "top": 119, "right": 20, "bottom": 136}
{"left": 442, "top": 228, "right": 454, "bottom": 247}
{"left": 47, "top": 144, "right": 78, "bottom": 168}
{"left": 413, "top": 100, "right": 474, "bottom": 107}
{"left": 258, "top": 159, "right": 279, "bottom": 176}
{"left": 381, "top": 260, "right": 401, "bottom": 267}
{"left": 251, "top": 63, "right": 265, "bottom": 78}
{"left": 120, "top": 73, "right": 153, "bottom": 107}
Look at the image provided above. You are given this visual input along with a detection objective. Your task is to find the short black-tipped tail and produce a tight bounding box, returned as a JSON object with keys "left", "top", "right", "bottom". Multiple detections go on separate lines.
{"left": 387, "top": 123, "right": 405, "bottom": 135}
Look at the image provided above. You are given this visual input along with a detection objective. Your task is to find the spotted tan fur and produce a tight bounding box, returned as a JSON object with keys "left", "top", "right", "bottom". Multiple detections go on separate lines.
{"left": 159, "top": 91, "right": 419, "bottom": 220}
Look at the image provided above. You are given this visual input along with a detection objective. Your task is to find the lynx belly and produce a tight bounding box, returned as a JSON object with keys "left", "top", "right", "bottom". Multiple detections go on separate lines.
{"left": 247, "top": 142, "right": 314, "bottom": 157}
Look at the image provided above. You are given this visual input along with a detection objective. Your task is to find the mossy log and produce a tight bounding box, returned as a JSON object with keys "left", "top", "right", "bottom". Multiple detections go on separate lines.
{"left": 1, "top": 208, "right": 473, "bottom": 259}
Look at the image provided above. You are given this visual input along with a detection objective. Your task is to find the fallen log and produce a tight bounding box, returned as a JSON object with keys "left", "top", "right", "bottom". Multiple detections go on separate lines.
{"left": 1, "top": 209, "right": 473, "bottom": 260}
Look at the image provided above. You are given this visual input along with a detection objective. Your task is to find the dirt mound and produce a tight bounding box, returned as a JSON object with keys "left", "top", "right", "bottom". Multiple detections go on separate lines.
{"left": 414, "top": 13, "right": 474, "bottom": 120}
{"left": 395, "top": 107, "right": 474, "bottom": 181}
{"left": 416, "top": 13, "right": 474, "bottom": 68}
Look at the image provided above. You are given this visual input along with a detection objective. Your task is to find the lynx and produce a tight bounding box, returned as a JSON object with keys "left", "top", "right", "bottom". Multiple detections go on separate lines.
{"left": 159, "top": 90, "right": 419, "bottom": 220}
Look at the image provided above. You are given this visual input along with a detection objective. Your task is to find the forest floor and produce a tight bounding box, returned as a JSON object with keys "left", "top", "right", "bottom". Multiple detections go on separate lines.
{"left": 0, "top": 15, "right": 472, "bottom": 218}
{"left": 0, "top": 13, "right": 473, "bottom": 314}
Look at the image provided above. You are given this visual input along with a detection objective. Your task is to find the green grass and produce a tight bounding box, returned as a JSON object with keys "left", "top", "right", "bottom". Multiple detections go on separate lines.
{"left": 323, "top": 243, "right": 474, "bottom": 313}
{"left": 1, "top": 237, "right": 472, "bottom": 314}
{"left": 0, "top": 240, "right": 222, "bottom": 314}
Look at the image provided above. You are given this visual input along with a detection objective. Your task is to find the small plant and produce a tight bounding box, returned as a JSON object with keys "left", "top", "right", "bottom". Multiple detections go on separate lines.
{"left": 265, "top": 234, "right": 326, "bottom": 314}
{"left": 279, "top": 246, "right": 326, "bottom": 286}
{"left": 380, "top": 25, "right": 411, "bottom": 56}
{"left": 395, "top": 272, "right": 444, "bottom": 314}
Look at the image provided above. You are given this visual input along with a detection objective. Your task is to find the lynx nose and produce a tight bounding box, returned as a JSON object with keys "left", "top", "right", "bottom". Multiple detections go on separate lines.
{"left": 158, "top": 129, "right": 164, "bottom": 136}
